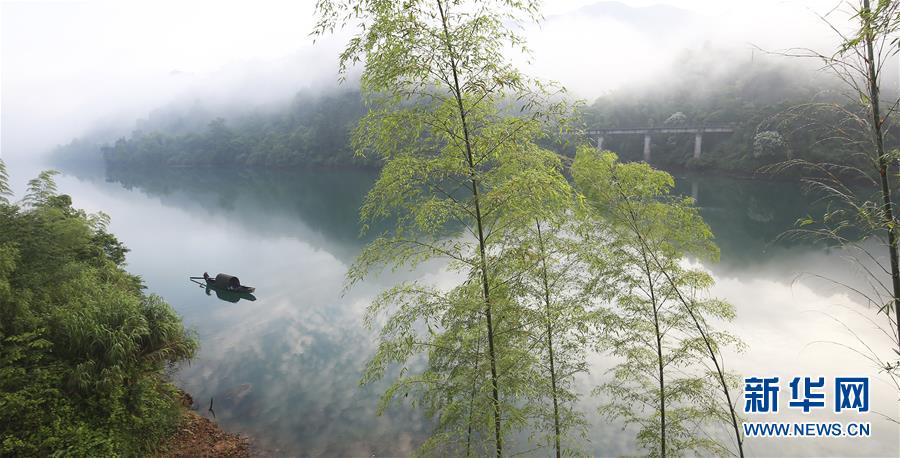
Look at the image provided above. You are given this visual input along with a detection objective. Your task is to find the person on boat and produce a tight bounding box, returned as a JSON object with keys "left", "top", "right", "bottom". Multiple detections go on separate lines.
{"left": 203, "top": 272, "right": 210, "bottom": 281}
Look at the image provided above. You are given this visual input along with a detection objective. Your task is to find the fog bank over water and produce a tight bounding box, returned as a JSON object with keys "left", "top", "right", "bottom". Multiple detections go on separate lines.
{"left": 2, "top": 0, "right": 854, "bottom": 160}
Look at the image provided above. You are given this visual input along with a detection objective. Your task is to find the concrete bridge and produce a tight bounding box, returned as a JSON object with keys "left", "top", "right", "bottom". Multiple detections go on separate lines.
{"left": 587, "top": 125, "right": 735, "bottom": 162}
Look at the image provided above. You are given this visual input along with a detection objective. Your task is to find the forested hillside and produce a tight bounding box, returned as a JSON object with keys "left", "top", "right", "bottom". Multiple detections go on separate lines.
{"left": 56, "top": 90, "right": 371, "bottom": 168}
{"left": 583, "top": 47, "right": 898, "bottom": 172}
{"left": 53, "top": 49, "right": 897, "bottom": 174}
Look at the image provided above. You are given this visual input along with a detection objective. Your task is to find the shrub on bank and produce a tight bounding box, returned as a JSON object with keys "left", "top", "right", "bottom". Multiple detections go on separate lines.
{"left": 0, "top": 164, "right": 198, "bottom": 456}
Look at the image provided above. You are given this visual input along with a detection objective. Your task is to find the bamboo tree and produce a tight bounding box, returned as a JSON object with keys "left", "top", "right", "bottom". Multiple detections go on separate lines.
{"left": 0, "top": 159, "right": 11, "bottom": 204}
{"left": 23, "top": 170, "right": 60, "bottom": 207}
{"left": 499, "top": 206, "right": 594, "bottom": 456}
{"left": 583, "top": 149, "right": 744, "bottom": 456}
{"left": 573, "top": 147, "right": 742, "bottom": 457}
{"left": 315, "top": 1, "right": 571, "bottom": 454}
{"left": 767, "top": 0, "right": 900, "bottom": 384}
{"left": 648, "top": 257, "right": 745, "bottom": 458}
{"left": 527, "top": 219, "right": 591, "bottom": 457}
{"left": 535, "top": 220, "right": 565, "bottom": 458}
{"left": 858, "top": 0, "right": 900, "bottom": 354}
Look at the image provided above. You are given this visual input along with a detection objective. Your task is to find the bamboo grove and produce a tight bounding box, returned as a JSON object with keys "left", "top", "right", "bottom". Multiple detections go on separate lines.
{"left": 0, "top": 162, "right": 198, "bottom": 455}
{"left": 315, "top": 0, "right": 745, "bottom": 456}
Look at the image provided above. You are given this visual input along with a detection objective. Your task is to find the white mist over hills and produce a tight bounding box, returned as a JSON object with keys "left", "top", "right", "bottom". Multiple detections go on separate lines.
{"left": 524, "top": 0, "right": 838, "bottom": 99}
{"left": 0, "top": 0, "right": 857, "bottom": 159}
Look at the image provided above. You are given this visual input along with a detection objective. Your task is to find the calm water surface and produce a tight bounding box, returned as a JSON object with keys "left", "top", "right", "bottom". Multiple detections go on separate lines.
{"left": 9, "top": 161, "right": 898, "bottom": 457}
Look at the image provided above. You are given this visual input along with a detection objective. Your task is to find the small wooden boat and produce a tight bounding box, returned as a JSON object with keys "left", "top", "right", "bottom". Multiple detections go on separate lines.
{"left": 190, "top": 273, "right": 256, "bottom": 293}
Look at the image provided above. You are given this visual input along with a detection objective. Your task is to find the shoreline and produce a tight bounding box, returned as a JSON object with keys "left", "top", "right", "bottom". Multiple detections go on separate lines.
{"left": 157, "top": 391, "right": 253, "bottom": 458}
{"left": 93, "top": 159, "right": 799, "bottom": 182}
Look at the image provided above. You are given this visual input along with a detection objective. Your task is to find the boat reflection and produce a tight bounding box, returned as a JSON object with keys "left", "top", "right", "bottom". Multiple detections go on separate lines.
{"left": 205, "top": 286, "right": 256, "bottom": 303}
{"left": 190, "top": 278, "right": 257, "bottom": 303}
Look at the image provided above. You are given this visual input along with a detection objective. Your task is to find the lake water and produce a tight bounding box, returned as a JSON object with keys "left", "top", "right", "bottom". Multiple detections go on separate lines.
{"left": 7, "top": 160, "right": 898, "bottom": 457}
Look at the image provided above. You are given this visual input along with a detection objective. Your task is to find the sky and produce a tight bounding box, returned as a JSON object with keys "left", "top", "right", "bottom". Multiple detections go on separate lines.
{"left": 0, "top": 0, "right": 849, "bottom": 158}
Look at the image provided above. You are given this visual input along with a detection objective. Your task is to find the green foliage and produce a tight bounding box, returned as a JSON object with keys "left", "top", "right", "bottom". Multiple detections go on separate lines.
{"left": 318, "top": 0, "right": 586, "bottom": 455}
{"left": 24, "top": 170, "right": 60, "bottom": 207}
{"left": 573, "top": 148, "right": 743, "bottom": 457}
{"left": 501, "top": 217, "right": 595, "bottom": 456}
{"left": 0, "top": 162, "right": 197, "bottom": 455}
{"left": 348, "top": 92, "right": 572, "bottom": 455}
{"left": 317, "top": 1, "right": 744, "bottom": 456}
{"left": 0, "top": 160, "right": 11, "bottom": 204}
{"left": 752, "top": 130, "right": 789, "bottom": 159}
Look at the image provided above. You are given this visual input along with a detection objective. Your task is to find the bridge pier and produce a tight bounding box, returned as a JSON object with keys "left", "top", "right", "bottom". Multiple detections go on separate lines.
{"left": 643, "top": 134, "right": 651, "bottom": 162}
{"left": 587, "top": 125, "right": 733, "bottom": 163}
{"left": 693, "top": 132, "right": 703, "bottom": 159}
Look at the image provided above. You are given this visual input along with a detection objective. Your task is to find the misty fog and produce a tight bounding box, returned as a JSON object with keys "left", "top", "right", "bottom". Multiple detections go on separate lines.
{"left": 4, "top": 1, "right": 900, "bottom": 457}
{"left": 1, "top": 0, "right": 869, "bottom": 162}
